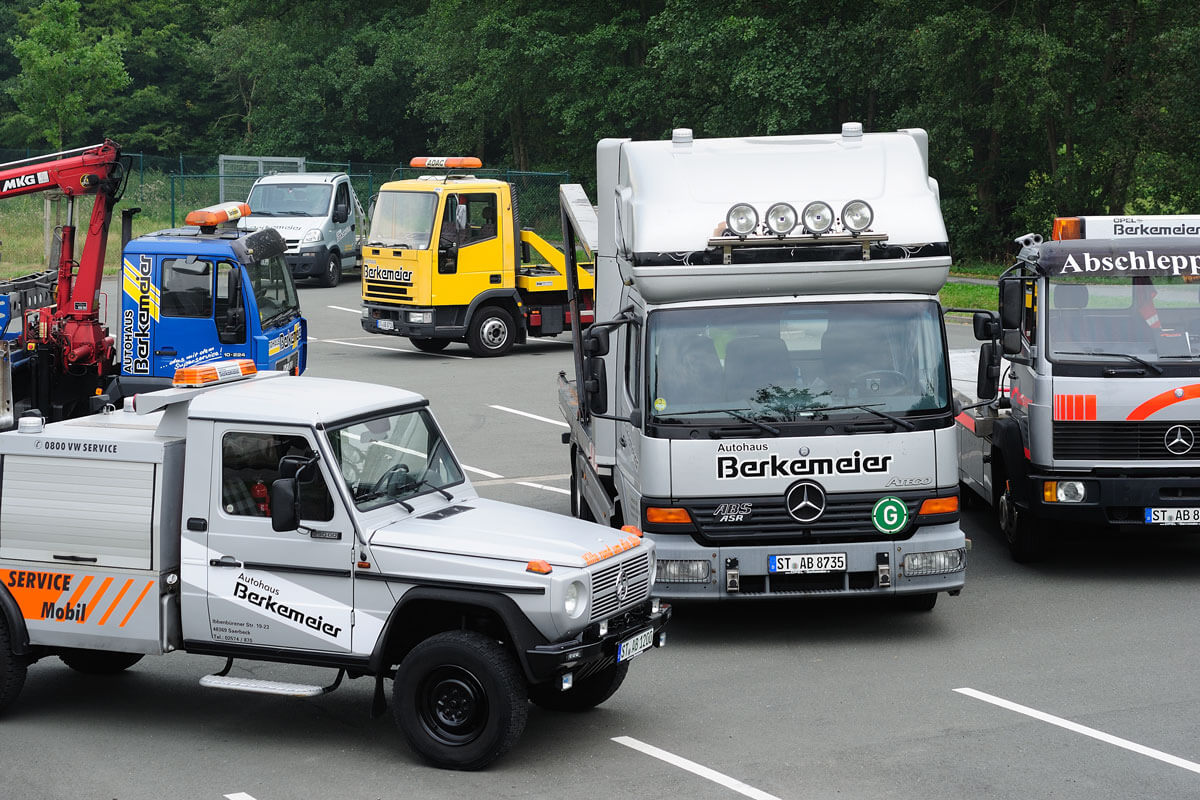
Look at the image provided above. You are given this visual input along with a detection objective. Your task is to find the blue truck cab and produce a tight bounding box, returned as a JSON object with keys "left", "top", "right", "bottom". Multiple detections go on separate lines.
{"left": 110, "top": 221, "right": 307, "bottom": 397}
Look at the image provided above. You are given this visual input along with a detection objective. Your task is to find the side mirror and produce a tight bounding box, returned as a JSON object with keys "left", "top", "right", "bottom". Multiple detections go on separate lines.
{"left": 584, "top": 356, "right": 608, "bottom": 414}
{"left": 583, "top": 327, "right": 610, "bottom": 357}
{"left": 1002, "top": 328, "right": 1024, "bottom": 356}
{"left": 438, "top": 241, "right": 458, "bottom": 274}
{"left": 999, "top": 279, "right": 1023, "bottom": 330}
{"left": 278, "top": 454, "right": 318, "bottom": 482}
{"left": 972, "top": 310, "right": 999, "bottom": 342}
{"left": 521, "top": 240, "right": 532, "bottom": 264}
{"left": 333, "top": 203, "right": 349, "bottom": 224}
{"left": 270, "top": 478, "right": 300, "bottom": 532}
{"left": 976, "top": 341, "right": 1000, "bottom": 400}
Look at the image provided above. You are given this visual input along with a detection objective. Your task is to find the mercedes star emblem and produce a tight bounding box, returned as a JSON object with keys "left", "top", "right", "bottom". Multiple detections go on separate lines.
{"left": 615, "top": 567, "right": 630, "bottom": 601}
{"left": 1164, "top": 424, "right": 1195, "bottom": 455}
{"left": 785, "top": 480, "right": 827, "bottom": 524}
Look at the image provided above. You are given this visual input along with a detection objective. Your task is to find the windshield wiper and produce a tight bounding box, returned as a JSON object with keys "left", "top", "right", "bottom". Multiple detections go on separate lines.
{"left": 658, "top": 408, "right": 780, "bottom": 436}
{"left": 251, "top": 210, "right": 276, "bottom": 217}
{"left": 797, "top": 402, "right": 916, "bottom": 431}
{"left": 367, "top": 240, "right": 413, "bottom": 249}
{"left": 1058, "top": 350, "right": 1163, "bottom": 375}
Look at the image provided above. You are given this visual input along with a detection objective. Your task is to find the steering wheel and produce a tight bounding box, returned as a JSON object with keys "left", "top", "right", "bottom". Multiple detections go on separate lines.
{"left": 259, "top": 298, "right": 281, "bottom": 317}
{"left": 852, "top": 370, "right": 908, "bottom": 396}
{"left": 372, "top": 463, "right": 413, "bottom": 496}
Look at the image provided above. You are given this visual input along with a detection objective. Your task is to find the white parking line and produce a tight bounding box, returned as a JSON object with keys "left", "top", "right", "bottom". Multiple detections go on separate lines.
{"left": 613, "top": 736, "right": 783, "bottom": 800}
{"left": 224, "top": 793, "right": 257, "bottom": 800}
{"left": 955, "top": 687, "right": 1200, "bottom": 775}
{"left": 327, "top": 305, "right": 360, "bottom": 314}
{"left": 310, "top": 337, "right": 470, "bottom": 360}
{"left": 489, "top": 404, "right": 569, "bottom": 428}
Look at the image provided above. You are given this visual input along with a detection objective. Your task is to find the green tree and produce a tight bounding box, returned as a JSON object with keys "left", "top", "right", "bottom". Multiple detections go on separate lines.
{"left": 7, "top": 0, "right": 130, "bottom": 149}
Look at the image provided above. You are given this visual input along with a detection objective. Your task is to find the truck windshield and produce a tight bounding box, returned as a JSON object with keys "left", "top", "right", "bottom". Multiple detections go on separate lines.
{"left": 1046, "top": 275, "right": 1200, "bottom": 362}
{"left": 368, "top": 191, "right": 439, "bottom": 250}
{"left": 326, "top": 408, "right": 465, "bottom": 511}
{"left": 245, "top": 255, "right": 300, "bottom": 328}
{"left": 647, "top": 300, "right": 950, "bottom": 426}
{"left": 247, "top": 183, "right": 333, "bottom": 217}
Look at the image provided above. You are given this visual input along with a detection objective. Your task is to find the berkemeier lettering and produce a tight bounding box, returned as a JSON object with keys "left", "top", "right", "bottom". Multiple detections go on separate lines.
{"left": 1059, "top": 250, "right": 1200, "bottom": 277}
{"left": 121, "top": 254, "right": 153, "bottom": 375}
{"left": 364, "top": 265, "right": 414, "bottom": 283}
{"left": 232, "top": 574, "right": 342, "bottom": 639}
{"left": 1114, "top": 222, "right": 1200, "bottom": 236}
{"left": 717, "top": 449, "right": 892, "bottom": 479}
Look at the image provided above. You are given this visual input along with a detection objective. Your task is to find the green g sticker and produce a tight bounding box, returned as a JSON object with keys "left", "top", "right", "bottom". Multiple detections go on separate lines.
{"left": 872, "top": 496, "right": 908, "bottom": 534}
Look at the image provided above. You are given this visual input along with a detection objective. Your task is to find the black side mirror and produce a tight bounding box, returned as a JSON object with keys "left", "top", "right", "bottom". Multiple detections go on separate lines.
{"left": 999, "top": 279, "right": 1023, "bottom": 330}
{"left": 583, "top": 327, "right": 610, "bottom": 357}
{"left": 585, "top": 356, "right": 608, "bottom": 414}
{"left": 270, "top": 478, "right": 300, "bottom": 532}
{"left": 333, "top": 203, "right": 349, "bottom": 224}
{"left": 973, "top": 310, "right": 999, "bottom": 342}
{"left": 278, "top": 454, "right": 318, "bottom": 482}
{"left": 438, "top": 241, "right": 458, "bottom": 274}
{"left": 976, "top": 341, "right": 1000, "bottom": 400}
{"left": 520, "top": 240, "right": 532, "bottom": 264}
{"left": 1002, "top": 328, "right": 1024, "bottom": 356}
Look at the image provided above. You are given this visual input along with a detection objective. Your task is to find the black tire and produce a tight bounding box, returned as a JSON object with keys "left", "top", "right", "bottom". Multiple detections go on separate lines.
{"left": 318, "top": 252, "right": 342, "bottom": 288}
{"left": 59, "top": 650, "right": 144, "bottom": 674}
{"left": 466, "top": 306, "right": 515, "bottom": 357}
{"left": 895, "top": 592, "right": 938, "bottom": 612}
{"left": 570, "top": 449, "right": 596, "bottom": 522}
{"left": 528, "top": 661, "right": 628, "bottom": 712}
{"left": 995, "top": 462, "right": 1046, "bottom": 563}
{"left": 393, "top": 631, "right": 527, "bottom": 771}
{"left": 410, "top": 337, "right": 450, "bottom": 353}
{"left": 0, "top": 615, "right": 28, "bottom": 715}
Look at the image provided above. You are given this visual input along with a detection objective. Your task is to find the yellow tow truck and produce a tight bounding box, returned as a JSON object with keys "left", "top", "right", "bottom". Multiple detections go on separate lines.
{"left": 360, "top": 157, "right": 594, "bottom": 356}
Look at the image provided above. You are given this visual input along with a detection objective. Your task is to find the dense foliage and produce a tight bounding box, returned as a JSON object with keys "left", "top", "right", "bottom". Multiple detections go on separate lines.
{"left": 1, "top": 0, "right": 1197, "bottom": 257}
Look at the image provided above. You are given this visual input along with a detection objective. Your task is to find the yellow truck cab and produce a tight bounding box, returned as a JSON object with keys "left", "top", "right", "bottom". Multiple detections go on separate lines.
{"left": 360, "top": 157, "right": 594, "bottom": 356}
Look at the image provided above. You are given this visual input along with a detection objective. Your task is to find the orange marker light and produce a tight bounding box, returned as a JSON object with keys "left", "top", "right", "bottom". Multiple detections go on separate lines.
{"left": 645, "top": 507, "right": 692, "bottom": 524}
{"left": 526, "top": 559, "right": 553, "bottom": 574}
{"left": 918, "top": 497, "right": 959, "bottom": 515}
{"left": 409, "top": 156, "right": 483, "bottom": 169}
{"left": 185, "top": 202, "right": 252, "bottom": 227}
{"left": 1052, "top": 217, "right": 1082, "bottom": 241}
{"left": 620, "top": 524, "right": 644, "bottom": 538}
{"left": 172, "top": 358, "right": 257, "bottom": 387}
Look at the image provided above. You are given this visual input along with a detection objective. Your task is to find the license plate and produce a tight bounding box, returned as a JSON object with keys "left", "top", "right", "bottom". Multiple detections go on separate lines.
{"left": 377, "top": 319, "right": 394, "bottom": 331}
{"left": 1145, "top": 507, "right": 1200, "bottom": 525}
{"left": 617, "top": 628, "right": 654, "bottom": 662}
{"left": 769, "top": 553, "right": 846, "bottom": 574}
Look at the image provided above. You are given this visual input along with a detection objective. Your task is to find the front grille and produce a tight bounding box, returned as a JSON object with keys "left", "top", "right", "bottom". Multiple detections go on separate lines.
{"left": 738, "top": 571, "right": 878, "bottom": 595}
{"left": 589, "top": 550, "right": 651, "bottom": 622}
{"left": 683, "top": 491, "right": 928, "bottom": 546}
{"left": 1053, "top": 421, "right": 1200, "bottom": 460}
{"left": 363, "top": 280, "right": 413, "bottom": 302}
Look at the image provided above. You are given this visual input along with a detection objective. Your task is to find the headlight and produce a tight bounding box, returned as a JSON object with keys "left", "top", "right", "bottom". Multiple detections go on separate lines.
{"left": 564, "top": 580, "right": 587, "bottom": 618}
{"left": 408, "top": 311, "right": 433, "bottom": 324}
{"left": 903, "top": 548, "right": 966, "bottom": 576}
{"left": 302, "top": 228, "right": 322, "bottom": 243}
{"left": 801, "top": 201, "right": 833, "bottom": 234}
{"left": 647, "top": 548, "right": 657, "bottom": 586}
{"left": 725, "top": 203, "right": 759, "bottom": 237}
{"left": 1044, "top": 480, "right": 1086, "bottom": 503}
{"left": 765, "top": 202, "right": 797, "bottom": 236}
{"left": 841, "top": 200, "right": 873, "bottom": 233}
{"left": 658, "top": 559, "right": 710, "bottom": 583}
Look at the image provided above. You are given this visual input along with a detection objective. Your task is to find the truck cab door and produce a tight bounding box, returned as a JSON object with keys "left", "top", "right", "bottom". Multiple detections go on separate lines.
{"left": 204, "top": 426, "right": 353, "bottom": 653}
{"left": 436, "top": 192, "right": 504, "bottom": 288}
{"left": 614, "top": 320, "right": 644, "bottom": 521}
{"left": 332, "top": 180, "right": 357, "bottom": 266}
{"left": 153, "top": 255, "right": 221, "bottom": 375}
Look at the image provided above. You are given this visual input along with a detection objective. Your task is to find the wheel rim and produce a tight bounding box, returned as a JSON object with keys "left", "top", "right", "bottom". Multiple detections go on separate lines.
{"left": 478, "top": 317, "right": 509, "bottom": 350}
{"left": 327, "top": 256, "right": 339, "bottom": 283}
{"left": 417, "top": 665, "right": 489, "bottom": 746}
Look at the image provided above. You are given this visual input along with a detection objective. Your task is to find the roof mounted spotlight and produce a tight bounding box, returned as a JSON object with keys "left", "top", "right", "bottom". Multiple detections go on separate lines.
{"left": 840, "top": 200, "right": 873, "bottom": 235}
{"left": 725, "top": 203, "right": 759, "bottom": 238}
{"left": 765, "top": 202, "right": 798, "bottom": 237}
{"left": 801, "top": 201, "right": 833, "bottom": 235}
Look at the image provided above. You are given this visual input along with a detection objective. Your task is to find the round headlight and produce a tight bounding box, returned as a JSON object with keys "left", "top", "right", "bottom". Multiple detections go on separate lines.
{"left": 801, "top": 201, "right": 834, "bottom": 234}
{"left": 765, "top": 203, "right": 798, "bottom": 236}
{"left": 726, "top": 203, "right": 759, "bottom": 237}
{"left": 1056, "top": 480, "right": 1085, "bottom": 503}
{"left": 647, "top": 549, "right": 657, "bottom": 586}
{"left": 841, "top": 200, "right": 873, "bottom": 233}
{"left": 564, "top": 580, "right": 587, "bottom": 618}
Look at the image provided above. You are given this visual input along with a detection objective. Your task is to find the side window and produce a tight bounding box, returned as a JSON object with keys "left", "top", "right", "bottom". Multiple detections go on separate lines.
{"left": 221, "top": 432, "right": 333, "bottom": 522}
{"left": 162, "top": 258, "right": 213, "bottom": 318}
{"left": 335, "top": 182, "right": 349, "bottom": 210}
{"left": 1022, "top": 281, "right": 1038, "bottom": 345}
{"left": 214, "top": 260, "right": 245, "bottom": 344}
{"left": 624, "top": 323, "right": 641, "bottom": 411}
{"left": 442, "top": 193, "right": 498, "bottom": 246}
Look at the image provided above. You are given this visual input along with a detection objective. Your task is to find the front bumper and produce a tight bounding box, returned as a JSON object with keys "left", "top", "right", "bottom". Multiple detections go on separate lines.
{"left": 284, "top": 244, "right": 330, "bottom": 278}
{"left": 1023, "top": 471, "right": 1200, "bottom": 527}
{"left": 361, "top": 304, "right": 467, "bottom": 339}
{"left": 649, "top": 523, "right": 966, "bottom": 600}
{"left": 524, "top": 599, "right": 671, "bottom": 684}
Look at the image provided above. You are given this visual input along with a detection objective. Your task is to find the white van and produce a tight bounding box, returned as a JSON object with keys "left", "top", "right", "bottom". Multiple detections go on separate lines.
{"left": 242, "top": 172, "right": 366, "bottom": 287}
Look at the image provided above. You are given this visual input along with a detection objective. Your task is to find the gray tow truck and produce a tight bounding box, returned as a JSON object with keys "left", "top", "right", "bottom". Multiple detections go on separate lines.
{"left": 0, "top": 361, "right": 668, "bottom": 769}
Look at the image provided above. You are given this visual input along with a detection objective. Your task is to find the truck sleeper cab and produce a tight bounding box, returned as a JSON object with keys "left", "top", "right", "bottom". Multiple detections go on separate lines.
{"left": 0, "top": 366, "right": 667, "bottom": 770}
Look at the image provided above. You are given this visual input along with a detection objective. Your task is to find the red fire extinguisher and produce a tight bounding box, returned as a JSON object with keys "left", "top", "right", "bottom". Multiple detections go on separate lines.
{"left": 252, "top": 480, "right": 270, "bottom": 515}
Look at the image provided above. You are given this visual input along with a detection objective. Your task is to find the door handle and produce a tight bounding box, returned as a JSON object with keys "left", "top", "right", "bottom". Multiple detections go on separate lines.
{"left": 209, "top": 556, "right": 242, "bottom": 568}
{"left": 155, "top": 347, "right": 177, "bottom": 356}
{"left": 619, "top": 436, "right": 627, "bottom": 447}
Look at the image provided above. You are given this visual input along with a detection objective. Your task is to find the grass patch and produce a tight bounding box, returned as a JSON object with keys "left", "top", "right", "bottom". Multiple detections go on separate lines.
{"left": 950, "top": 258, "right": 1007, "bottom": 279}
{"left": 940, "top": 281, "right": 997, "bottom": 317}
